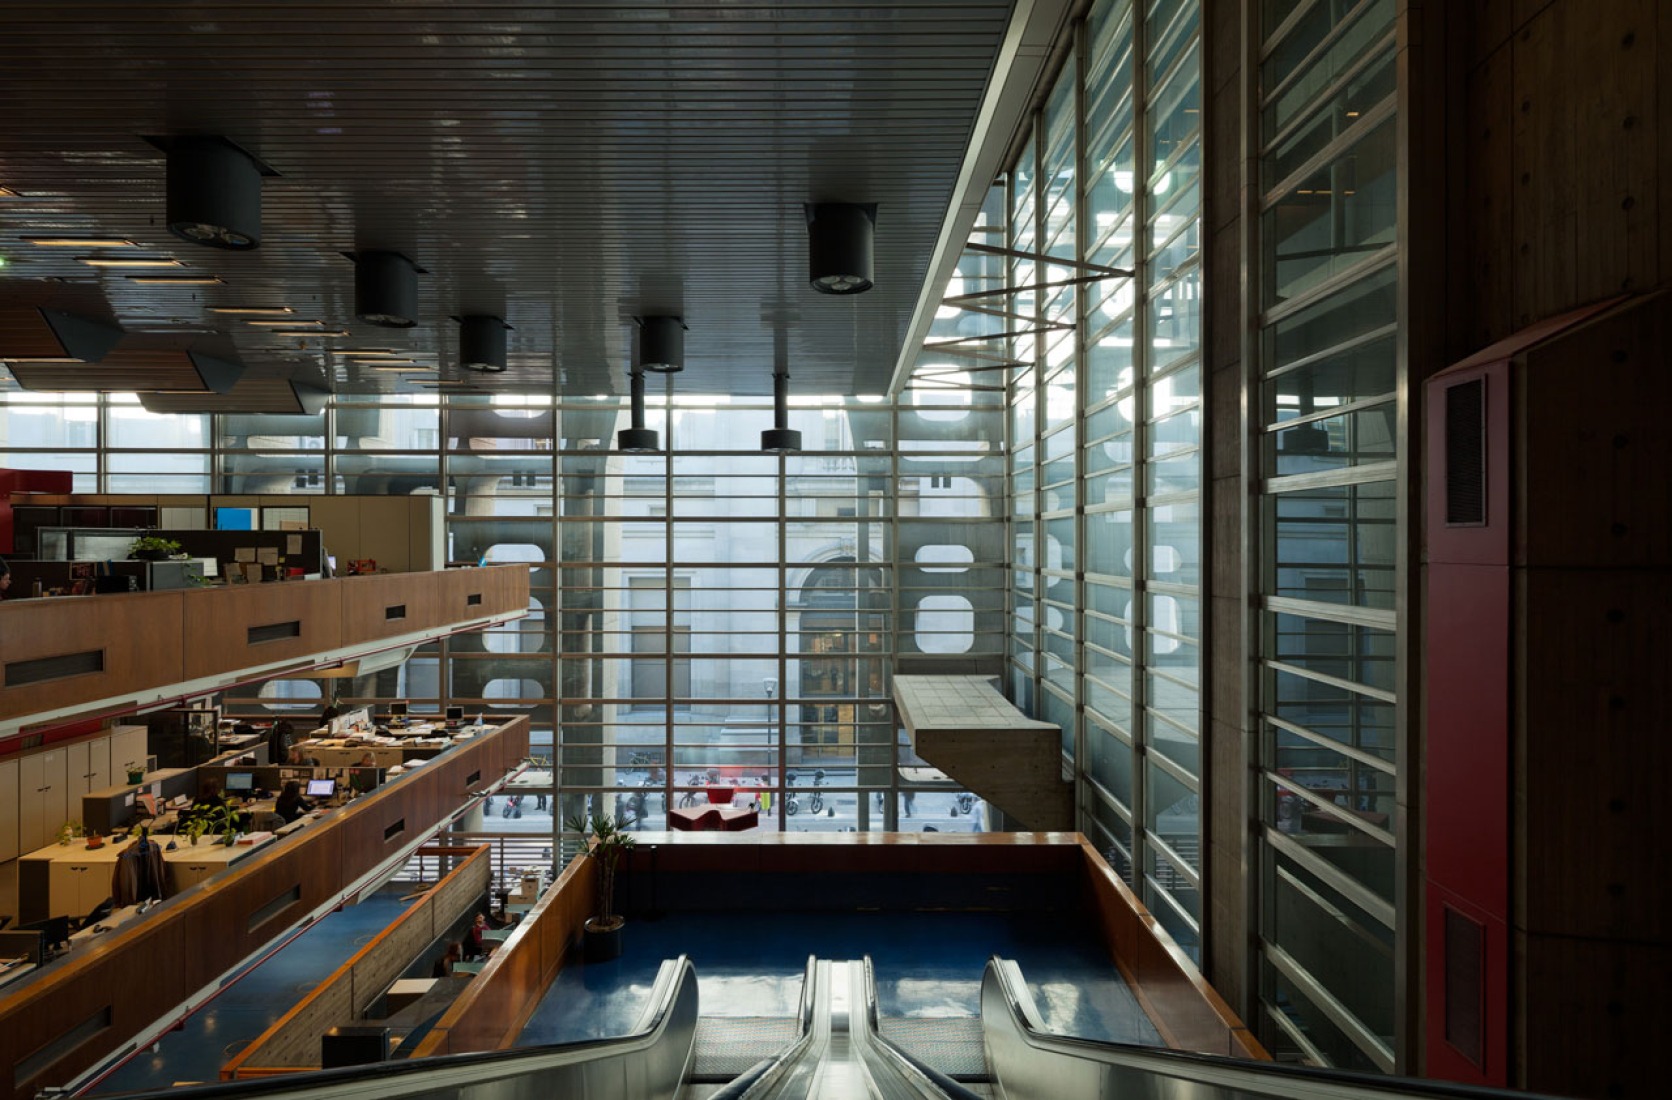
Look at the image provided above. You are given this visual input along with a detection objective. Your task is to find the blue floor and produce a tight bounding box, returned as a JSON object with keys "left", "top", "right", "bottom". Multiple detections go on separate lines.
{"left": 515, "top": 909, "right": 1160, "bottom": 1048}
{"left": 90, "top": 891, "right": 412, "bottom": 1093}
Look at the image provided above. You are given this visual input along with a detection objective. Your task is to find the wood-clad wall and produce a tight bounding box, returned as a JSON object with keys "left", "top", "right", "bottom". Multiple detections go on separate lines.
{"left": 413, "top": 851, "right": 598, "bottom": 1057}
{"left": 0, "top": 718, "right": 527, "bottom": 1100}
{"left": 1432, "top": 3, "right": 1672, "bottom": 1094}
{"left": 1452, "top": 0, "right": 1671, "bottom": 352}
{"left": 0, "top": 565, "right": 528, "bottom": 728}
{"left": 1078, "top": 841, "right": 1266, "bottom": 1061}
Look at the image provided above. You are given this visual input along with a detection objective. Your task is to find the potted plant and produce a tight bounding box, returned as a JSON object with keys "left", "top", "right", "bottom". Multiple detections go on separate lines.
{"left": 210, "top": 801, "right": 241, "bottom": 846}
{"left": 184, "top": 815, "right": 211, "bottom": 847}
{"left": 125, "top": 761, "right": 146, "bottom": 785}
{"left": 129, "top": 535, "right": 183, "bottom": 562}
{"left": 56, "top": 820, "right": 85, "bottom": 847}
{"left": 566, "top": 812, "right": 635, "bottom": 962}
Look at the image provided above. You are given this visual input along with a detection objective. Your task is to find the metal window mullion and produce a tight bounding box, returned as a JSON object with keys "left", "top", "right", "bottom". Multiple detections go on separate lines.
{"left": 1128, "top": 0, "right": 1151, "bottom": 889}
{"left": 1263, "top": 939, "right": 1396, "bottom": 1072}
{"left": 776, "top": 442, "right": 792, "bottom": 830}
{"left": 1071, "top": 14, "right": 1091, "bottom": 829}
{"left": 1260, "top": 10, "right": 1391, "bottom": 130}
{"left": 1265, "top": 712, "right": 1397, "bottom": 777}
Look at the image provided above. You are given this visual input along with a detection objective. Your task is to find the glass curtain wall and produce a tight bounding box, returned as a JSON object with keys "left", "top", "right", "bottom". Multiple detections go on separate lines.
{"left": 1252, "top": 0, "right": 1401, "bottom": 1072}
{"left": 1008, "top": 0, "right": 1205, "bottom": 959}
{"left": 2, "top": 373, "right": 998, "bottom": 841}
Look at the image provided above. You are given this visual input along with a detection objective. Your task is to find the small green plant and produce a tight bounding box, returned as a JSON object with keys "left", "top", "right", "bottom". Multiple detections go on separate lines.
{"left": 56, "top": 820, "right": 86, "bottom": 846}
{"left": 129, "top": 535, "right": 183, "bottom": 559}
{"left": 566, "top": 812, "right": 635, "bottom": 932}
{"left": 125, "top": 761, "right": 145, "bottom": 783}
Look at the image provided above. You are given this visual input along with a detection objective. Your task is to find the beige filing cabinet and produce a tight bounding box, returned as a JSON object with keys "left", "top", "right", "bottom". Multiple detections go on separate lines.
{"left": 48, "top": 850, "right": 120, "bottom": 919}
{"left": 16, "top": 749, "right": 69, "bottom": 854}
{"left": 106, "top": 726, "right": 148, "bottom": 783}
{"left": 65, "top": 738, "right": 111, "bottom": 802}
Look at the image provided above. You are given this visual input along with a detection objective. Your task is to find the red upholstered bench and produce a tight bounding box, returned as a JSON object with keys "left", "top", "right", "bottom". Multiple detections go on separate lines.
{"left": 667, "top": 804, "right": 759, "bottom": 832}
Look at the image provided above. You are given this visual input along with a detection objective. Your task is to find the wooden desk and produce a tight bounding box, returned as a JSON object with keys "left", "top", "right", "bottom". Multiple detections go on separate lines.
{"left": 384, "top": 978, "right": 437, "bottom": 1014}
{"left": 165, "top": 835, "right": 273, "bottom": 891}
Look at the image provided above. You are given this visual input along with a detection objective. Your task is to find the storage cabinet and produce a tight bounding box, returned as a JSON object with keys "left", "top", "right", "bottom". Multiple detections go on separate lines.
{"left": 107, "top": 726, "right": 148, "bottom": 781}
{"left": 64, "top": 739, "right": 111, "bottom": 801}
{"left": 4, "top": 727, "right": 149, "bottom": 867}
{"left": 16, "top": 750, "right": 68, "bottom": 854}
{"left": 49, "top": 857, "right": 114, "bottom": 918}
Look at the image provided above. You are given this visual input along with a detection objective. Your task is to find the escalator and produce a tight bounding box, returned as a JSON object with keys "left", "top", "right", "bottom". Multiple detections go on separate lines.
{"left": 103, "top": 955, "right": 1550, "bottom": 1100}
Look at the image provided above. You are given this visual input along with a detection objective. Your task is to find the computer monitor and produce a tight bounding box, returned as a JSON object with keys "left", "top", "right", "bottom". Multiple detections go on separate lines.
{"left": 306, "top": 778, "right": 337, "bottom": 799}
{"left": 388, "top": 701, "right": 408, "bottom": 720}
{"left": 17, "top": 916, "right": 70, "bottom": 955}
{"left": 445, "top": 705, "right": 464, "bottom": 727}
{"left": 224, "top": 771, "right": 254, "bottom": 793}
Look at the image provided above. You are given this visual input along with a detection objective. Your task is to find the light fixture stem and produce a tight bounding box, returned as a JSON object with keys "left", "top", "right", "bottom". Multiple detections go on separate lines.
{"left": 773, "top": 370, "right": 790, "bottom": 431}
{"left": 630, "top": 368, "right": 647, "bottom": 429}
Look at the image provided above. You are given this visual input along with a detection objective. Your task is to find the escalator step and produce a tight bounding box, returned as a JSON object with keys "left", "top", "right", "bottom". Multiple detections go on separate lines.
{"left": 878, "top": 1016, "right": 990, "bottom": 1081}
{"left": 689, "top": 1016, "right": 802, "bottom": 1081}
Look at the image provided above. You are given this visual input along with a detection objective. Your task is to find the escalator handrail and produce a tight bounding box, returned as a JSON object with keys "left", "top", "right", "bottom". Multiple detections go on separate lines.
{"left": 983, "top": 957, "right": 1555, "bottom": 1100}
{"left": 106, "top": 955, "right": 701, "bottom": 1100}
{"left": 860, "top": 956, "right": 985, "bottom": 1100}
{"left": 712, "top": 955, "right": 823, "bottom": 1100}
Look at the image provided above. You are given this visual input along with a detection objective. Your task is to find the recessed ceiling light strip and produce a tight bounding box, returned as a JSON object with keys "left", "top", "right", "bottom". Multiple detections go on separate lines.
{"left": 80, "top": 256, "right": 181, "bottom": 268}
{"left": 22, "top": 236, "right": 138, "bottom": 248}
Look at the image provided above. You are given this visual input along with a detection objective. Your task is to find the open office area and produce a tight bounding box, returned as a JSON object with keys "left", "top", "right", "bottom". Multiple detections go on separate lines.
{"left": 2, "top": 0, "right": 1670, "bottom": 1098}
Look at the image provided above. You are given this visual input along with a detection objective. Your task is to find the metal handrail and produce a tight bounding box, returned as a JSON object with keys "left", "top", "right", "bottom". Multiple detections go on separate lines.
{"left": 105, "top": 956, "right": 699, "bottom": 1100}
{"left": 981, "top": 957, "right": 1555, "bottom": 1100}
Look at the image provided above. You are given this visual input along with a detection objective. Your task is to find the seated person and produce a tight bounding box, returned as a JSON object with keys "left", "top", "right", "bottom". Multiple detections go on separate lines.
{"left": 465, "top": 912, "right": 490, "bottom": 959}
{"left": 432, "top": 941, "right": 463, "bottom": 978}
{"left": 184, "top": 777, "right": 230, "bottom": 823}
{"left": 285, "top": 745, "right": 319, "bottom": 767}
{"left": 273, "top": 780, "right": 313, "bottom": 824}
{"left": 349, "top": 754, "right": 379, "bottom": 795}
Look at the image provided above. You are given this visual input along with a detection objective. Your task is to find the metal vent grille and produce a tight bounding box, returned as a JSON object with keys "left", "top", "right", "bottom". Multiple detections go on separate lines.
{"left": 6, "top": 650, "right": 104, "bottom": 688}
{"left": 1444, "top": 906, "right": 1485, "bottom": 1066}
{"left": 1445, "top": 379, "right": 1486, "bottom": 525}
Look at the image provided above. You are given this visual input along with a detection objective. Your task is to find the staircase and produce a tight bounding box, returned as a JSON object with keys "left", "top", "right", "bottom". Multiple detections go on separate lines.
{"left": 893, "top": 675, "right": 1074, "bottom": 831}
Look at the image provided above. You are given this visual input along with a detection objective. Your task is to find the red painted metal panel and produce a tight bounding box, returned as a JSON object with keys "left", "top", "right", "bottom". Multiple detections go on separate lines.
{"left": 1425, "top": 562, "right": 1510, "bottom": 909}
{"left": 1426, "top": 885, "right": 1508, "bottom": 1086}
{"left": 1425, "top": 362, "right": 1511, "bottom": 567}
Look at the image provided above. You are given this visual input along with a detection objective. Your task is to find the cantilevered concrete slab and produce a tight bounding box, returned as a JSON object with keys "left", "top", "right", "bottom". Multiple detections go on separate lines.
{"left": 893, "top": 674, "right": 1073, "bottom": 831}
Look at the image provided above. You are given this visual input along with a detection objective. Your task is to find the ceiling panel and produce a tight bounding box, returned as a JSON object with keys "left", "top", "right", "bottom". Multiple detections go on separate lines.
{"left": 0, "top": 1, "right": 1017, "bottom": 398}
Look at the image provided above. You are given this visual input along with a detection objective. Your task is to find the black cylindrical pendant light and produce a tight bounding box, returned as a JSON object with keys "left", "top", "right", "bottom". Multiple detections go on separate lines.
{"left": 761, "top": 370, "right": 802, "bottom": 452}
{"left": 355, "top": 251, "right": 420, "bottom": 328}
{"left": 638, "top": 316, "right": 685, "bottom": 372}
{"left": 807, "top": 202, "right": 876, "bottom": 295}
{"left": 167, "top": 140, "right": 263, "bottom": 250}
{"left": 618, "top": 368, "right": 660, "bottom": 452}
{"left": 458, "top": 315, "right": 509, "bottom": 372}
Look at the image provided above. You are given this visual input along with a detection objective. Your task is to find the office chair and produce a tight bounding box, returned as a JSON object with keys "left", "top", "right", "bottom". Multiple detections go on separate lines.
{"left": 77, "top": 898, "right": 114, "bottom": 932}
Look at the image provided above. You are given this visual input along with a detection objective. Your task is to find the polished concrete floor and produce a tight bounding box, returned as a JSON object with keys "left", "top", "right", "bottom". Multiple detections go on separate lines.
{"left": 87, "top": 890, "right": 412, "bottom": 1094}
{"left": 516, "top": 909, "right": 1161, "bottom": 1048}
{"left": 82, "top": 895, "right": 1160, "bottom": 1093}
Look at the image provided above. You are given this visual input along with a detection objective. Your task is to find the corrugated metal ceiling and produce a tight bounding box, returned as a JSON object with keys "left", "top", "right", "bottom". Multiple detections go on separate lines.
{"left": 0, "top": 1, "right": 1017, "bottom": 398}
